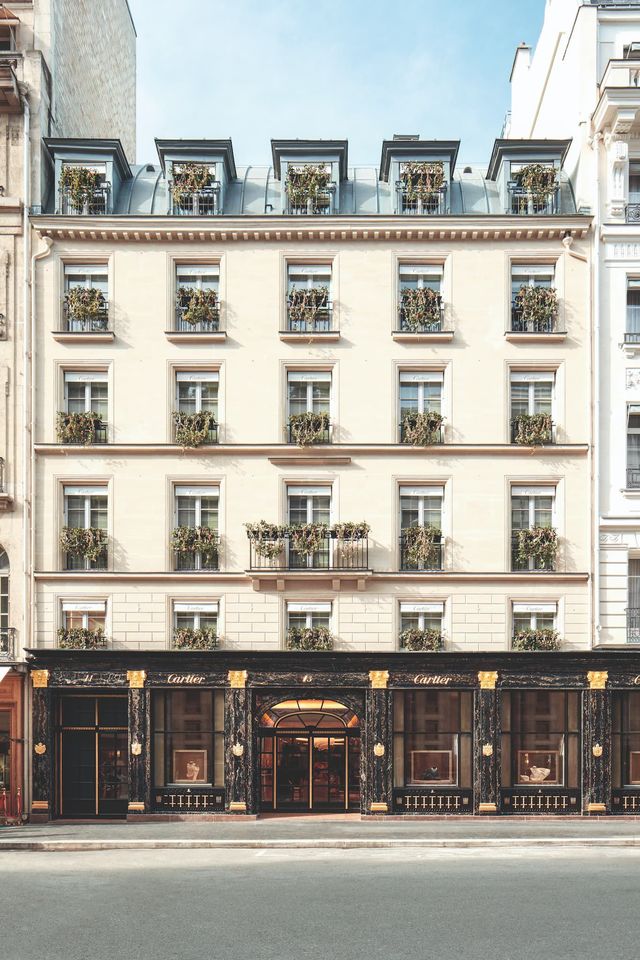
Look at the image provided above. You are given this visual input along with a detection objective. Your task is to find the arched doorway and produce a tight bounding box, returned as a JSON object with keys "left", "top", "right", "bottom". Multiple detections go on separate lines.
{"left": 258, "top": 698, "right": 360, "bottom": 812}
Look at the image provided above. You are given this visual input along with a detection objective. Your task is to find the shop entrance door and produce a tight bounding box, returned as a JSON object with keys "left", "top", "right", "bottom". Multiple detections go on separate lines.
{"left": 58, "top": 696, "right": 128, "bottom": 818}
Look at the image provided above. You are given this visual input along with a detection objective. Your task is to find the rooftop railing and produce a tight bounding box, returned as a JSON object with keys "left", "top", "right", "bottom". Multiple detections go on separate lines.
{"left": 507, "top": 182, "right": 559, "bottom": 216}
{"left": 285, "top": 184, "right": 336, "bottom": 216}
{"left": 169, "top": 183, "right": 221, "bottom": 216}
{"left": 60, "top": 185, "right": 110, "bottom": 216}
{"left": 396, "top": 184, "right": 448, "bottom": 216}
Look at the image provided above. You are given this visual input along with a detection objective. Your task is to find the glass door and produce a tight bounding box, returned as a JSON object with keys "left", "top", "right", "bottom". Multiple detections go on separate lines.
{"left": 276, "top": 737, "right": 310, "bottom": 809}
{"left": 312, "top": 736, "right": 346, "bottom": 810}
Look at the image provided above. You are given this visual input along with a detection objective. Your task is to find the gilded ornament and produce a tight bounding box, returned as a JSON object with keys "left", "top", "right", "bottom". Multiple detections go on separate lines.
{"left": 130, "top": 740, "right": 142, "bottom": 757}
{"left": 587, "top": 671, "right": 608, "bottom": 690}
{"left": 232, "top": 742, "right": 244, "bottom": 758}
{"left": 369, "top": 670, "right": 389, "bottom": 689}
{"left": 228, "top": 670, "right": 248, "bottom": 689}
{"left": 373, "top": 742, "right": 385, "bottom": 758}
{"left": 34, "top": 742, "right": 46, "bottom": 756}
{"left": 482, "top": 743, "right": 493, "bottom": 757}
{"left": 478, "top": 671, "right": 498, "bottom": 690}
{"left": 31, "top": 670, "right": 49, "bottom": 688}
{"left": 127, "top": 670, "right": 146, "bottom": 689}
{"left": 592, "top": 743, "right": 603, "bottom": 758}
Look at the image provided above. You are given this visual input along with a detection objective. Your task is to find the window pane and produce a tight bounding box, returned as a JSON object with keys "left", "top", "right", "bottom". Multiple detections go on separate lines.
{"left": 200, "top": 498, "right": 218, "bottom": 530}
{"left": 66, "top": 495, "right": 86, "bottom": 527}
{"left": 176, "top": 497, "right": 196, "bottom": 527}
{"left": 90, "top": 497, "right": 108, "bottom": 530}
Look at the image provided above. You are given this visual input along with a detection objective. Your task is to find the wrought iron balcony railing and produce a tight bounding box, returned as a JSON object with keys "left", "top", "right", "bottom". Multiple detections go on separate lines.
{"left": 60, "top": 185, "right": 110, "bottom": 216}
{"left": 248, "top": 532, "right": 369, "bottom": 571}
{"left": 626, "top": 204, "right": 640, "bottom": 223}
{"left": 286, "top": 185, "right": 336, "bottom": 216}
{"left": 0, "top": 627, "right": 16, "bottom": 659}
{"left": 169, "top": 184, "right": 221, "bottom": 216}
{"left": 511, "top": 531, "right": 557, "bottom": 573}
{"left": 627, "top": 467, "right": 640, "bottom": 489}
{"left": 510, "top": 417, "right": 555, "bottom": 445}
{"left": 64, "top": 549, "right": 108, "bottom": 572}
{"left": 624, "top": 331, "right": 640, "bottom": 344}
{"left": 627, "top": 609, "right": 640, "bottom": 644}
{"left": 287, "top": 420, "right": 331, "bottom": 445}
{"left": 510, "top": 301, "right": 559, "bottom": 334}
{"left": 174, "top": 550, "right": 219, "bottom": 572}
{"left": 399, "top": 534, "right": 443, "bottom": 572}
{"left": 396, "top": 184, "right": 448, "bottom": 216}
{"left": 397, "top": 303, "right": 445, "bottom": 333}
{"left": 63, "top": 300, "right": 110, "bottom": 333}
{"left": 173, "top": 421, "right": 218, "bottom": 445}
{"left": 507, "top": 182, "right": 559, "bottom": 216}
{"left": 398, "top": 420, "right": 444, "bottom": 444}
{"left": 175, "top": 297, "right": 220, "bottom": 333}
{"left": 58, "top": 419, "right": 108, "bottom": 445}
{"left": 285, "top": 301, "right": 333, "bottom": 333}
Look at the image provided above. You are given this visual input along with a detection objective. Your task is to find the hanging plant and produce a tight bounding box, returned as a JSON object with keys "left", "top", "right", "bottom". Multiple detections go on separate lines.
{"left": 59, "top": 526, "right": 107, "bottom": 563}
{"left": 516, "top": 526, "right": 557, "bottom": 569}
{"left": 402, "top": 524, "right": 442, "bottom": 568}
{"left": 245, "top": 521, "right": 287, "bottom": 561}
{"left": 400, "top": 287, "right": 442, "bottom": 331}
{"left": 289, "top": 522, "right": 329, "bottom": 558}
{"left": 177, "top": 287, "right": 219, "bottom": 326}
{"left": 56, "top": 411, "right": 102, "bottom": 445}
{"left": 285, "top": 164, "right": 331, "bottom": 208}
{"left": 171, "top": 526, "right": 219, "bottom": 567}
{"left": 331, "top": 521, "right": 370, "bottom": 541}
{"left": 513, "top": 413, "right": 553, "bottom": 446}
{"left": 515, "top": 285, "right": 558, "bottom": 325}
{"left": 59, "top": 165, "right": 103, "bottom": 210}
{"left": 399, "top": 628, "right": 444, "bottom": 652}
{"left": 57, "top": 627, "right": 107, "bottom": 650}
{"left": 286, "top": 626, "right": 334, "bottom": 651}
{"left": 517, "top": 163, "right": 558, "bottom": 202}
{"left": 401, "top": 411, "right": 444, "bottom": 446}
{"left": 512, "top": 628, "right": 560, "bottom": 652}
{"left": 288, "top": 411, "right": 330, "bottom": 446}
{"left": 173, "top": 411, "right": 217, "bottom": 448}
{"left": 171, "top": 163, "right": 213, "bottom": 204}
{"left": 64, "top": 286, "right": 106, "bottom": 321}
{"left": 333, "top": 521, "right": 370, "bottom": 566}
{"left": 172, "top": 627, "right": 219, "bottom": 651}
{"left": 400, "top": 161, "right": 445, "bottom": 203}
{"left": 287, "top": 286, "right": 329, "bottom": 326}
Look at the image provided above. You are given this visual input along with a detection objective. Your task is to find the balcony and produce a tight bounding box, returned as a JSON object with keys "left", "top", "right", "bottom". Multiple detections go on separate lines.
{"left": 397, "top": 300, "right": 445, "bottom": 334}
{"left": 0, "top": 627, "right": 16, "bottom": 659}
{"left": 626, "top": 205, "right": 640, "bottom": 224}
{"left": 626, "top": 609, "right": 640, "bottom": 644}
{"left": 248, "top": 529, "right": 369, "bottom": 572}
{"left": 511, "top": 529, "right": 558, "bottom": 573}
{"left": 396, "top": 184, "right": 447, "bottom": 216}
{"left": 285, "top": 296, "right": 333, "bottom": 335}
{"left": 169, "top": 184, "right": 220, "bottom": 216}
{"left": 624, "top": 331, "right": 640, "bottom": 345}
{"left": 627, "top": 468, "right": 640, "bottom": 489}
{"left": 63, "top": 298, "right": 110, "bottom": 334}
{"left": 510, "top": 299, "right": 561, "bottom": 336}
{"left": 284, "top": 164, "right": 336, "bottom": 216}
{"left": 172, "top": 526, "right": 219, "bottom": 572}
{"left": 399, "top": 531, "right": 443, "bottom": 572}
{"left": 174, "top": 292, "right": 220, "bottom": 333}
{"left": 173, "top": 412, "right": 218, "bottom": 448}
{"left": 510, "top": 416, "right": 555, "bottom": 446}
{"left": 56, "top": 414, "right": 108, "bottom": 445}
{"left": 60, "top": 184, "right": 110, "bottom": 216}
{"left": 507, "top": 182, "right": 559, "bottom": 216}
{"left": 399, "top": 415, "right": 444, "bottom": 445}
{"left": 287, "top": 414, "right": 331, "bottom": 446}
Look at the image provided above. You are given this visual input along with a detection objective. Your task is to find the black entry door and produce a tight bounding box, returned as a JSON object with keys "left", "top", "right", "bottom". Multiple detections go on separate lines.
{"left": 59, "top": 696, "right": 128, "bottom": 819}
{"left": 61, "top": 730, "right": 95, "bottom": 817}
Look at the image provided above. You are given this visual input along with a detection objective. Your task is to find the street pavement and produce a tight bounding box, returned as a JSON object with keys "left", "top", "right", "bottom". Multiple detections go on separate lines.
{"left": 2, "top": 845, "right": 640, "bottom": 959}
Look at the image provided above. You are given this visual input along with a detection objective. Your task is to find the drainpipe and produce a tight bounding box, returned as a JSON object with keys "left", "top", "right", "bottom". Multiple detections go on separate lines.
{"left": 592, "top": 132, "right": 603, "bottom": 647}
{"left": 20, "top": 90, "right": 30, "bottom": 815}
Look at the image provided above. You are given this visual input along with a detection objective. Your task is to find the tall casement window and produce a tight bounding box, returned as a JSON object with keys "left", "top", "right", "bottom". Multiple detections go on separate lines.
{"left": 399, "top": 371, "right": 443, "bottom": 443}
{"left": 501, "top": 691, "right": 580, "bottom": 792}
{"left": 399, "top": 601, "right": 444, "bottom": 651}
{"left": 509, "top": 371, "right": 554, "bottom": 445}
{"left": 399, "top": 485, "right": 443, "bottom": 571}
{"left": 287, "top": 484, "right": 331, "bottom": 569}
{"left": 511, "top": 603, "right": 558, "bottom": 651}
{"left": 59, "top": 163, "right": 108, "bottom": 215}
{"left": 626, "top": 279, "right": 640, "bottom": 343}
{"left": 174, "top": 371, "right": 219, "bottom": 445}
{"left": 0, "top": 548, "right": 9, "bottom": 657}
{"left": 393, "top": 691, "right": 473, "bottom": 790}
{"left": 509, "top": 162, "right": 558, "bottom": 215}
{"left": 612, "top": 692, "right": 640, "bottom": 792}
{"left": 63, "top": 264, "right": 109, "bottom": 333}
{"left": 173, "top": 486, "right": 219, "bottom": 571}
{"left": 175, "top": 264, "right": 220, "bottom": 332}
{"left": 172, "top": 601, "right": 218, "bottom": 650}
{"left": 62, "top": 372, "right": 108, "bottom": 443}
{"left": 286, "top": 371, "right": 331, "bottom": 444}
{"left": 627, "top": 406, "right": 640, "bottom": 489}
{"left": 62, "top": 485, "right": 108, "bottom": 571}
{"left": 286, "top": 264, "right": 332, "bottom": 333}
{"left": 397, "top": 264, "right": 443, "bottom": 333}
{"left": 511, "top": 485, "right": 556, "bottom": 572}
{"left": 510, "top": 264, "right": 556, "bottom": 333}
{"left": 152, "top": 690, "right": 224, "bottom": 789}
{"left": 627, "top": 559, "right": 640, "bottom": 643}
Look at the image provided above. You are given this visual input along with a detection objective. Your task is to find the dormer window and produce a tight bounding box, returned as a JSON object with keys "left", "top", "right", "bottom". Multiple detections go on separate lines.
{"left": 285, "top": 163, "right": 335, "bottom": 215}
{"left": 509, "top": 162, "right": 559, "bottom": 215}
{"left": 398, "top": 161, "right": 447, "bottom": 215}
{"left": 170, "top": 162, "right": 220, "bottom": 216}
{"left": 0, "top": 25, "right": 16, "bottom": 52}
{"left": 59, "top": 163, "right": 109, "bottom": 215}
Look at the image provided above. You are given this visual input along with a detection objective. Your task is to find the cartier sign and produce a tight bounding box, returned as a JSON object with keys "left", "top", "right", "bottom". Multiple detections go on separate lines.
{"left": 167, "top": 674, "right": 205, "bottom": 685}
{"left": 633, "top": 676, "right": 640, "bottom": 686}
{"left": 413, "top": 675, "right": 452, "bottom": 686}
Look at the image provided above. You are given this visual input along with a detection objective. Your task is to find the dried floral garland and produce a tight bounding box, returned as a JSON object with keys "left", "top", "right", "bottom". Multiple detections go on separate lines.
{"left": 512, "top": 413, "right": 553, "bottom": 446}
{"left": 56, "top": 411, "right": 102, "bottom": 445}
{"left": 287, "top": 286, "right": 330, "bottom": 326}
{"left": 401, "top": 411, "right": 444, "bottom": 446}
{"left": 172, "top": 627, "right": 219, "bottom": 650}
{"left": 244, "top": 522, "right": 287, "bottom": 560}
{"left": 400, "top": 161, "right": 445, "bottom": 202}
{"left": 171, "top": 525, "right": 219, "bottom": 567}
{"left": 59, "top": 166, "right": 103, "bottom": 210}
{"left": 171, "top": 163, "right": 213, "bottom": 204}
{"left": 515, "top": 285, "right": 558, "bottom": 325}
{"left": 288, "top": 411, "right": 330, "bottom": 446}
{"left": 285, "top": 164, "right": 331, "bottom": 208}
{"left": 331, "top": 521, "right": 370, "bottom": 541}
{"left": 57, "top": 627, "right": 107, "bottom": 650}
{"left": 286, "top": 626, "right": 334, "bottom": 651}
{"left": 517, "top": 163, "right": 558, "bottom": 201}
{"left": 177, "top": 287, "right": 219, "bottom": 326}
{"left": 400, "top": 287, "right": 442, "bottom": 331}
{"left": 512, "top": 628, "right": 560, "bottom": 652}
{"left": 65, "top": 286, "right": 107, "bottom": 321}
{"left": 173, "top": 411, "right": 217, "bottom": 448}
{"left": 399, "top": 628, "right": 444, "bottom": 652}
{"left": 402, "top": 524, "right": 442, "bottom": 568}
{"left": 289, "top": 522, "right": 329, "bottom": 558}
{"left": 515, "top": 526, "right": 557, "bottom": 569}
{"left": 59, "top": 526, "right": 107, "bottom": 563}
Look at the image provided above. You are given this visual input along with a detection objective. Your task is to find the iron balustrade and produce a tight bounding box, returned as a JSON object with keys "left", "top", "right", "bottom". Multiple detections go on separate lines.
{"left": 626, "top": 204, "right": 640, "bottom": 223}
{"left": 0, "top": 627, "right": 16, "bottom": 659}
{"left": 175, "top": 295, "right": 220, "bottom": 332}
{"left": 169, "top": 184, "right": 220, "bottom": 216}
{"left": 174, "top": 421, "right": 218, "bottom": 445}
{"left": 511, "top": 531, "right": 557, "bottom": 572}
{"left": 510, "top": 300, "right": 559, "bottom": 334}
{"left": 63, "top": 300, "right": 110, "bottom": 333}
{"left": 507, "top": 182, "right": 559, "bottom": 215}
{"left": 397, "top": 302, "right": 445, "bottom": 333}
{"left": 510, "top": 418, "right": 555, "bottom": 445}
{"left": 399, "top": 534, "right": 443, "bottom": 572}
{"left": 626, "top": 608, "right": 640, "bottom": 643}
{"left": 286, "top": 184, "right": 336, "bottom": 216}
{"left": 248, "top": 531, "right": 369, "bottom": 571}
{"left": 627, "top": 468, "right": 640, "bottom": 489}
{"left": 396, "top": 184, "right": 448, "bottom": 215}
{"left": 624, "top": 331, "right": 640, "bottom": 344}
{"left": 398, "top": 420, "right": 444, "bottom": 444}
{"left": 65, "top": 548, "right": 108, "bottom": 572}
{"left": 59, "top": 420, "right": 108, "bottom": 445}
{"left": 285, "top": 301, "right": 333, "bottom": 333}
{"left": 60, "top": 184, "right": 110, "bottom": 216}
{"left": 174, "top": 549, "right": 219, "bottom": 572}
{"left": 287, "top": 420, "right": 331, "bottom": 445}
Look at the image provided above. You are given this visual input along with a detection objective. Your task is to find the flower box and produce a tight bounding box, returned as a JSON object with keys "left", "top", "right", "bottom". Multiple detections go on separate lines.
{"left": 286, "top": 626, "right": 334, "bottom": 651}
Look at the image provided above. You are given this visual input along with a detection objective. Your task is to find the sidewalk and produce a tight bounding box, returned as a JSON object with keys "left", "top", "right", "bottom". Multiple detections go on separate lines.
{"left": 2, "top": 817, "right": 640, "bottom": 850}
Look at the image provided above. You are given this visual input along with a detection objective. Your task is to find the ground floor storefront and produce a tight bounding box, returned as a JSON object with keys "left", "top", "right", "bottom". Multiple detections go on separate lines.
{"left": 25, "top": 651, "right": 640, "bottom": 819}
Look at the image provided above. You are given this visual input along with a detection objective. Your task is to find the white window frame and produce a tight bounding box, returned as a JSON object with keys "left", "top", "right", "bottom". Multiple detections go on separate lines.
{"left": 511, "top": 485, "right": 556, "bottom": 529}
{"left": 399, "top": 484, "right": 444, "bottom": 527}
{"left": 173, "top": 601, "right": 219, "bottom": 630}
{"left": 64, "top": 371, "right": 108, "bottom": 415}
{"left": 175, "top": 371, "right": 219, "bottom": 413}
{"left": 287, "top": 370, "right": 332, "bottom": 418}
{"left": 61, "top": 599, "right": 107, "bottom": 631}
{"left": 287, "top": 263, "right": 331, "bottom": 291}
{"left": 511, "top": 263, "right": 555, "bottom": 290}
{"left": 286, "top": 601, "right": 332, "bottom": 630}
{"left": 399, "top": 601, "right": 444, "bottom": 631}
{"left": 174, "top": 485, "right": 219, "bottom": 528}
{"left": 286, "top": 485, "right": 333, "bottom": 525}
{"left": 175, "top": 263, "right": 219, "bottom": 291}
{"left": 512, "top": 602, "right": 557, "bottom": 631}
{"left": 63, "top": 485, "right": 108, "bottom": 529}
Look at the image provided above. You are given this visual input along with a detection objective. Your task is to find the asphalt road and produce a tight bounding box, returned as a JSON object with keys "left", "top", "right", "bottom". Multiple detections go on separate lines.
{"left": 3, "top": 847, "right": 639, "bottom": 960}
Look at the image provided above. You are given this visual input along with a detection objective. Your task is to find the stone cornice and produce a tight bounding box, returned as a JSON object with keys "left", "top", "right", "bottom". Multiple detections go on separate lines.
{"left": 33, "top": 442, "right": 590, "bottom": 457}
{"left": 30, "top": 213, "right": 592, "bottom": 244}
{"left": 33, "top": 569, "right": 589, "bottom": 584}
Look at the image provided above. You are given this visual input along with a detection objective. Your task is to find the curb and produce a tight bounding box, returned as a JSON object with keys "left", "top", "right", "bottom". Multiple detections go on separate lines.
{"left": 2, "top": 837, "right": 640, "bottom": 851}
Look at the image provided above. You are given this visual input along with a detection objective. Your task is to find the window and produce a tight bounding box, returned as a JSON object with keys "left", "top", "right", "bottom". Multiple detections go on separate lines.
{"left": 512, "top": 603, "right": 556, "bottom": 634}
{"left": 63, "top": 485, "right": 108, "bottom": 570}
{"left": 627, "top": 406, "right": 640, "bottom": 488}
{"left": 63, "top": 264, "right": 108, "bottom": 332}
{"left": 63, "top": 372, "right": 108, "bottom": 442}
{"left": 612, "top": 691, "right": 640, "bottom": 789}
{"left": 286, "top": 602, "right": 331, "bottom": 633}
{"left": 152, "top": 690, "right": 224, "bottom": 788}
{"left": 170, "top": 165, "right": 218, "bottom": 216}
{"left": 287, "top": 371, "right": 331, "bottom": 443}
{"left": 511, "top": 485, "right": 556, "bottom": 572}
{"left": 175, "top": 264, "right": 220, "bottom": 332}
{"left": 398, "top": 264, "right": 443, "bottom": 332}
{"left": 510, "top": 371, "right": 554, "bottom": 443}
{"left": 0, "top": 26, "right": 15, "bottom": 52}
{"left": 509, "top": 162, "right": 558, "bottom": 215}
{"left": 501, "top": 691, "right": 580, "bottom": 789}
{"left": 175, "top": 371, "right": 219, "bottom": 444}
{"left": 626, "top": 279, "right": 640, "bottom": 342}
{"left": 628, "top": 559, "right": 640, "bottom": 643}
{"left": 399, "top": 371, "right": 443, "bottom": 442}
{"left": 629, "top": 162, "right": 640, "bottom": 204}
{"left": 173, "top": 601, "right": 218, "bottom": 635}
{"left": 511, "top": 264, "right": 556, "bottom": 333}
{"left": 285, "top": 164, "right": 334, "bottom": 216}
{"left": 287, "top": 485, "right": 331, "bottom": 568}
{"left": 399, "top": 601, "right": 444, "bottom": 650}
{"left": 60, "top": 163, "right": 108, "bottom": 215}
{"left": 393, "top": 690, "right": 473, "bottom": 788}
{"left": 286, "top": 264, "right": 332, "bottom": 332}
{"left": 61, "top": 600, "right": 106, "bottom": 633}
{"left": 173, "top": 485, "right": 219, "bottom": 571}
{"left": 399, "top": 485, "right": 443, "bottom": 571}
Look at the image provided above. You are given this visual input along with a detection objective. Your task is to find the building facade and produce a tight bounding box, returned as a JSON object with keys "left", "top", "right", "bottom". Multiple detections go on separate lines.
{"left": 0, "top": 0, "right": 135, "bottom": 823}
{"left": 22, "top": 134, "right": 623, "bottom": 819}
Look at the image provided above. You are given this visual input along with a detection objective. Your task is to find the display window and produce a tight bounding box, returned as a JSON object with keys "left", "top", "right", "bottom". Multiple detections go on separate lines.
{"left": 501, "top": 690, "right": 580, "bottom": 789}
{"left": 152, "top": 690, "right": 224, "bottom": 788}
{"left": 612, "top": 691, "right": 640, "bottom": 788}
{"left": 392, "top": 690, "right": 472, "bottom": 788}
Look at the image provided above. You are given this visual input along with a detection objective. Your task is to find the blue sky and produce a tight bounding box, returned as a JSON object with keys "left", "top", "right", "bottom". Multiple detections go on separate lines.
{"left": 128, "top": 0, "right": 546, "bottom": 167}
